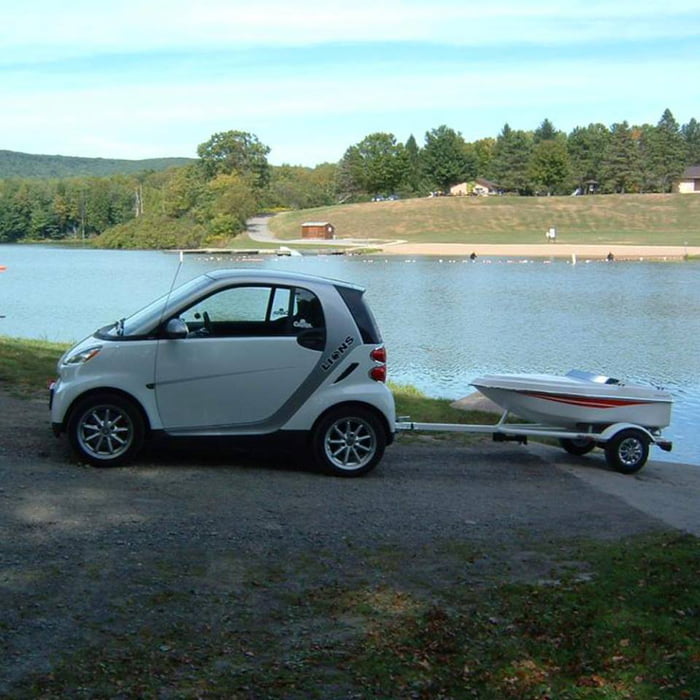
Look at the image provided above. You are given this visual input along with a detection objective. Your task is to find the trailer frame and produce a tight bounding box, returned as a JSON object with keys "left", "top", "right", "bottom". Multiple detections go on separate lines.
{"left": 395, "top": 409, "right": 672, "bottom": 474}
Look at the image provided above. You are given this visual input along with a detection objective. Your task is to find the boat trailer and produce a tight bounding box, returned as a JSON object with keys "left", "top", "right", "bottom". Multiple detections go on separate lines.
{"left": 395, "top": 409, "right": 672, "bottom": 474}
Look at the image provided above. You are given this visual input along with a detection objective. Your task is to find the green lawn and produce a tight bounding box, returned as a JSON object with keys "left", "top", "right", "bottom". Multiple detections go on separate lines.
{"left": 0, "top": 336, "right": 69, "bottom": 396}
{"left": 268, "top": 193, "right": 700, "bottom": 247}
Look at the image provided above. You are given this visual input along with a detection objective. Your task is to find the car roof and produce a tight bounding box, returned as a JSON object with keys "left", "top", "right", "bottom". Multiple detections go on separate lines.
{"left": 204, "top": 268, "right": 365, "bottom": 292}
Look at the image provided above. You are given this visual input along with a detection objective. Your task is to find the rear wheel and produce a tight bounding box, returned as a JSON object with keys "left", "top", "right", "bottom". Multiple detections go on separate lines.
{"left": 559, "top": 437, "right": 596, "bottom": 456}
{"left": 68, "top": 393, "right": 144, "bottom": 467}
{"left": 312, "top": 406, "right": 386, "bottom": 477}
{"left": 604, "top": 429, "right": 649, "bottom": 474}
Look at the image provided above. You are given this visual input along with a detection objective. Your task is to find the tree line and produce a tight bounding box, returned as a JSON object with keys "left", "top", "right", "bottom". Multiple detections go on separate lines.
{"left": 1, "top": 109, "right": 698, "bottom": 248}
{"left": 339, "top": 109, "right": 699, "bottom": 198}
{"left": 0, "top": 131, "right": 339, "bottom": 248}
{"left": 0, "top": 150, "right": 193, "bottom": 179}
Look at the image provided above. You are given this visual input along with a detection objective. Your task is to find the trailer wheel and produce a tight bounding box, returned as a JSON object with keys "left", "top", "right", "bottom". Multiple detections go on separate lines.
{"left": 604, "top": 429, "right": 649, "bottom": 474}
{"left": 559, "top": 437, "right": 596, "bottom": 456}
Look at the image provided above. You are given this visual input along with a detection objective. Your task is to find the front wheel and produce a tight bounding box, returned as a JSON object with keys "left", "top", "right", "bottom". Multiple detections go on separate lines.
{"left": 604, "top": 429, "right": 649, "bottom": 474}
{"left": 67, "top": 393, "right": 145, "bottom": 467}
{"left": 312, "top": 407, "right": 386, "bottom": 477}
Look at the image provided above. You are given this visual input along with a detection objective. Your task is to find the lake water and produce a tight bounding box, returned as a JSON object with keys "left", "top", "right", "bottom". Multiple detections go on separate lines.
{"left": 1, "top": 244, "right": 699, "bottom": 466}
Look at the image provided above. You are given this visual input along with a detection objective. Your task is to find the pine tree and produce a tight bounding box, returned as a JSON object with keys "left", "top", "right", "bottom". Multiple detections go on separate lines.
{"left": 567, "top": 123, "right": 610, "bottom": 191}
{"left": 491, "top": 124, "right": 534, "bottom": 194}
{"left": 601, "top": 122, "right": 643, "bottom": 193}
{"left": 643, "top": 109, "right": 686, "bottom": 192}
{"left": 681, "top": 118, "right": 700, "bottom": 165}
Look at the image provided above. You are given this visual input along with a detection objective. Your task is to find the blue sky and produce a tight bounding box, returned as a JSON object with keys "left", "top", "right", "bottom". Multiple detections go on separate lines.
{"left": 2, "top": 0, "right": 699, "bottom": 166}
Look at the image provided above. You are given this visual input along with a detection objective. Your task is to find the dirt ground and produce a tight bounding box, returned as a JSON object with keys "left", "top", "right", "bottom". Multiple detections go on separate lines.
{"left": 0, "top": 387, "right": 696, "bottom": 695}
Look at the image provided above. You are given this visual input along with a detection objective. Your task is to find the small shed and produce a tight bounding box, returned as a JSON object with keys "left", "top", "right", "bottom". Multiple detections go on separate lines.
{"left": 677, "top": 166, "right": 700, "bottom": 193}
{"left": 301, "top": 221, "right": 335, "bottom": 239}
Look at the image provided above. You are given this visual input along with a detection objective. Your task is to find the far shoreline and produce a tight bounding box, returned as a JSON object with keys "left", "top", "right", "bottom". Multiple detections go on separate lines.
{"left": 370, "top": 242, "right": 699, "bottom": 261}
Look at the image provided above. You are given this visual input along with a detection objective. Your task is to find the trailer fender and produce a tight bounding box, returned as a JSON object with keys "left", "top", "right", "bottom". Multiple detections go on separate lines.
{"left": 597, "top": 423, "right": 654, "bottom": 445}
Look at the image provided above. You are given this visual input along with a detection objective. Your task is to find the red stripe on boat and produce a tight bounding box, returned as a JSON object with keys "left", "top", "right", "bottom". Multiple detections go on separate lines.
{"left": 522, "top": 391, "right": 649, "bottom": 409}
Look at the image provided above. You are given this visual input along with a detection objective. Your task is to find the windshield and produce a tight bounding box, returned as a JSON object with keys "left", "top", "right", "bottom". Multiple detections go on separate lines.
{"left": 101, "top": 275, "right": 212, "bottom": 338}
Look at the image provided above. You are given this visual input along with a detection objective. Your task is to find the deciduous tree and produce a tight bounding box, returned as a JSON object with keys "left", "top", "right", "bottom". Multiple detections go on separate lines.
{"left": 421, "top": 125, "right": 475, "bottom": 192}
{"left": 338, "top": 133, "right": 407, "bottom": 197}
{"left": 473, "top": 138, "right": 496, "bottom": 178}
{"left": 528, "top": 140, "right": 571, "bottom": 195}
{"left": 197, "top": 130, "right": 271, "bottom": 190}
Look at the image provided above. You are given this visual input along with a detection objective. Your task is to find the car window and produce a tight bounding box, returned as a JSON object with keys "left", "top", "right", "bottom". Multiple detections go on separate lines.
{"left": 178, "top": 285, "right": 324, "bottom": 338}
{"left": 291, "top": 288, "right": 324, "bottom": 330}
{"left": 335, "top": 285, "right": 381, "bottom": 343}
{"left": 208, "top": 286, "right": 276, "bottom": 322}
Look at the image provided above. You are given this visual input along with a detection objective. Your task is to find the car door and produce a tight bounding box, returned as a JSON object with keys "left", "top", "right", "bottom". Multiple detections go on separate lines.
{"left": 154, "top": 284, "right": 325, "bottom": 431}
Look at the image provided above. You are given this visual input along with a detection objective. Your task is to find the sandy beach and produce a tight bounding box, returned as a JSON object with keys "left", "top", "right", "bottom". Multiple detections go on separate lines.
{"left": 374, "top": 242, "right": 700, "bottom": 260}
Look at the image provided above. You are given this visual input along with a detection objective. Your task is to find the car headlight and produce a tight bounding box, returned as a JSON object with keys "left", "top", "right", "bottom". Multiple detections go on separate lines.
{"left": 63, "top": 346, "right": 102, "bottom": 365}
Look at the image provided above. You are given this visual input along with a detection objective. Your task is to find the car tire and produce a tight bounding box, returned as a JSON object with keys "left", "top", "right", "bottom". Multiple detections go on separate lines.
{"left": 312, "top": 406, "right": 386, "bottom": 477}
{"left": 67, "top": 393, "right": 145, "bottom": 467}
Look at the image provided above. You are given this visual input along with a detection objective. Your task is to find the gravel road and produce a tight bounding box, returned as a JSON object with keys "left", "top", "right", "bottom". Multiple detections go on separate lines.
{"left": 1, "top": 388, "right": 697, "bottom": 694}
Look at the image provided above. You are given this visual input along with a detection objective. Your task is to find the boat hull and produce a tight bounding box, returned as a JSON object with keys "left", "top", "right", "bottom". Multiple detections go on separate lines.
{"left": 471, "top": 373, "right": 672, "bottom": 430}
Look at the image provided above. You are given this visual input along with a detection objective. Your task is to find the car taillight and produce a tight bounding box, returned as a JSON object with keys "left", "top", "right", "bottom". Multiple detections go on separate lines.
{"left": 370, "top": 346, "right": 386, "bottom": 364}
{"left": 370, "top": 345, "right": 387, "bottom": 382}
{"left": 370, "top": 365, "right": 387, "bottom": 382}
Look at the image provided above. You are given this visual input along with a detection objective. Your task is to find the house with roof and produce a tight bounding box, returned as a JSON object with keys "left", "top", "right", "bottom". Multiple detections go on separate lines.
{"left": 449, "top": 178, "right": 501, "bottom": 197}
{"left": 676, "top": 166, "right": 700, "bottom": 193}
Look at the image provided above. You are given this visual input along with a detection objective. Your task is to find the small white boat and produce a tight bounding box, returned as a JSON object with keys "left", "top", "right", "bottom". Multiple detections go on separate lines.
{"left": 275, "top": 246, "right": 302, "bottom": 257}
{"left": 471, "top": 370, "right": 672, "bottom": 430}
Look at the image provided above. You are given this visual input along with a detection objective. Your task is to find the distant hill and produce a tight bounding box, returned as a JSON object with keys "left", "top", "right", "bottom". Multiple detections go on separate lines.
{"left": 0, "top": 149, "right": 195, "bottom": 179}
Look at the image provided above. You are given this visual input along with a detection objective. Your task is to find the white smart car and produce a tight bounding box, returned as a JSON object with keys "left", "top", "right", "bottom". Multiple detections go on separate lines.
{"left": 50, "top": 269, "right": 395, "bottom": 476}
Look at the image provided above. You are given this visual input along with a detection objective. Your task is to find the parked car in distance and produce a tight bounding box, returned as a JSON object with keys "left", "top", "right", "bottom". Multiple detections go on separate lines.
{"left": 50, "top": 269, "right": 395, "bottom": 476}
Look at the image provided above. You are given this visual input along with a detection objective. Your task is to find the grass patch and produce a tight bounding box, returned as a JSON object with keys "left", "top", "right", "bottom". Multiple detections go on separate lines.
{"left": 346, "top": 533, "right": 700, "bottom": 698}
{"left": 391, "top": 381, "right": 498, "bottom": 444}
{"left": 16, "top": 533, "right": 699, "bottom": 698}
{"left": 0, "top": 336, "right": 69, "bottom": 397}
{"left": 270, "top": 193, "right": 700, "bottom": 247}
{"left": 391, "top": 381, "right": 495, "bottom": 425}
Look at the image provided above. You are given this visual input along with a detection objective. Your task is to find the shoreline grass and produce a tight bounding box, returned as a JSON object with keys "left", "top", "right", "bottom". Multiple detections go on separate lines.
{"left": 0, "top": 336, "right": 70, "bottom": 396}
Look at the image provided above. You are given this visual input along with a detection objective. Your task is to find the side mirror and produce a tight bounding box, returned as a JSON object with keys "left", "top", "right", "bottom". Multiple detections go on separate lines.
{"left": 164, "top": 318, "right": 188, "bottom": 339}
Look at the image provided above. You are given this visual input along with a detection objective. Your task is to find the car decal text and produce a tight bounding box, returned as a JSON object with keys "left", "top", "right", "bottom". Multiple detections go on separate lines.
{"left": 321, "top": 336, "right": 355, "bottom": 372}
